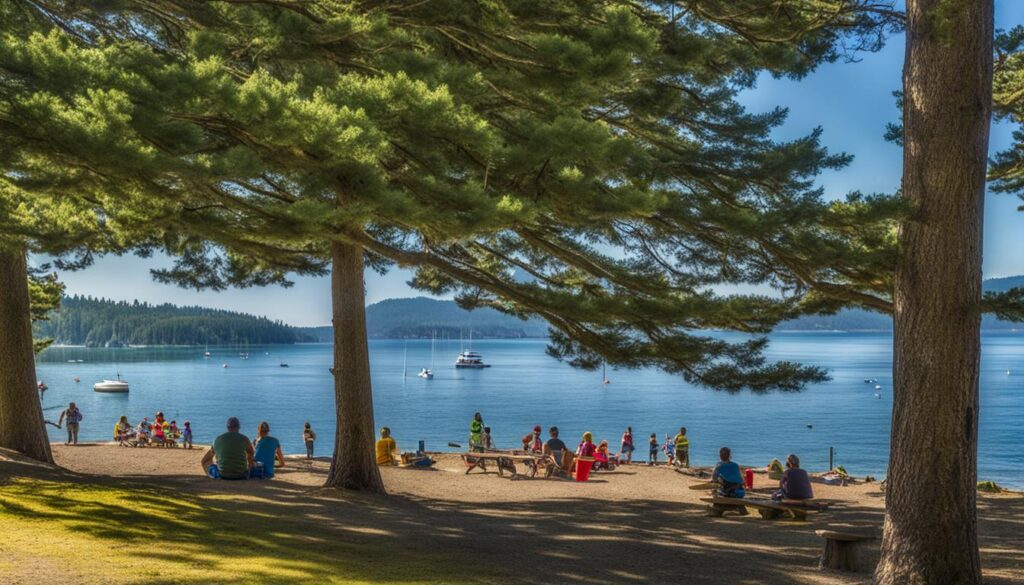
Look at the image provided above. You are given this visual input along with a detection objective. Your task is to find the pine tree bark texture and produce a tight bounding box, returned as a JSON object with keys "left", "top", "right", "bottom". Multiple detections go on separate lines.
{"left": 877, "top": 1, "right": 992, "bottom": 583}
{"left": 0, "top": 246, "right": 53, "bottom": 462}
{"left": 325, "top": 239, "right": 386, "bottom": 493}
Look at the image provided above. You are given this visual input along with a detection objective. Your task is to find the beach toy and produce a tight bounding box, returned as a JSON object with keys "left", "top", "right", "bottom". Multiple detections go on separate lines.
{"left": 745, "top": 468, "right": 755, "bottom": 490}
{"left": 574, "top": 457, "right": 594, "bottom": 482}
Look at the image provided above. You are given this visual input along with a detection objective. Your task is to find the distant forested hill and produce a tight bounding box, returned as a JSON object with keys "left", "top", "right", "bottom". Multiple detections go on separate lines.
{"left": 34, "top": 296, "right": 315, "bottom": 347}
{"left": 776, "top": 275, "right": 1024, "bottom": 331}
{"left": 298, "top": 297, "right": 549, "bottom": 340}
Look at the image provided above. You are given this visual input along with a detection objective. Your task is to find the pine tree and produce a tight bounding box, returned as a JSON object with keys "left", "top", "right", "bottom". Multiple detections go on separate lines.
{"left": 4, "top": 2, "right": 901, "bottom": 494}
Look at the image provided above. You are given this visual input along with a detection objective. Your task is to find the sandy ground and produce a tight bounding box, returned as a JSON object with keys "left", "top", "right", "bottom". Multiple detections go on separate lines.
{"left": 4, "top": 443, "right": 1023, "bottom": 584}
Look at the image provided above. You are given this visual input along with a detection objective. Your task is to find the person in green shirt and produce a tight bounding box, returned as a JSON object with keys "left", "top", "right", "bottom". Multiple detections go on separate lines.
{"left": 674, "top": 427, "right": 690, "bottom": 468}
{"left": 201, "top": 417, "right": 254, "bottom": 480}
{"left": 469, "top": 412, "right": 484, "bottom": 452}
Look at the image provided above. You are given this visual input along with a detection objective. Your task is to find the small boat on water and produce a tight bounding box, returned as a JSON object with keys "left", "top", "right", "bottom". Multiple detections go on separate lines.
{"left": 94, "top": 374, "right": 129, "bottom": 393}
{"left": 279, "top": 363, "right": 289, "bottom": 368}
{"left": 418, "top": 367, "right": 433, "bottom": 379}
{"left": 420, "top": 331, "right": 436, "bottom": 379}
{"left": 455, "top": 350, "right": 490, "bottom": 368}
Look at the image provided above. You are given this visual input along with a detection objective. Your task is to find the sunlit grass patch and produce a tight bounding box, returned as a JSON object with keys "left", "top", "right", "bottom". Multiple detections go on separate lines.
{"left": 0, "top": 477, "right": 491, "bottom": 584}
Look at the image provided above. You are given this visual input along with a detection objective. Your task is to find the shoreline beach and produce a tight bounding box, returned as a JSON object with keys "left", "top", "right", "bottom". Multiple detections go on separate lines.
{"left": 2, "top": 444, "right": 1021, "bottom": 584}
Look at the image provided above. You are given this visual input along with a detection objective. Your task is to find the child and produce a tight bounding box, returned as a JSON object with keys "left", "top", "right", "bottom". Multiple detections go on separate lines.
{"left": 168, "top": 421, "right": 180, "bottom": 440}
{"left": 152, "top": 419, "right": 166, "bottom": 444}
{"left": 303, "top": 422, "right": 316, "bottom": 459}
{"left": 648, "top": 433, "right": 659, "bottom": 465}
{"left": 482, "top": 426, "right": 494, "bottom": 450}
{"left": 662, "top": 434, "right": 675, "bottom": 466}
{"left": 181, "top": 421, "right": 193, "bottom": 449}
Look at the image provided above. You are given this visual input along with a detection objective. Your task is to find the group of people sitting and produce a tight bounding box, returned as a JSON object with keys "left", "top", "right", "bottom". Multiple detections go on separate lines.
{"left": 114, "top": 412, "right": 192, "bottom": 448}
{"left": 201, "top": 417, "right": 286, "bottom": 480}
{"left": 711, "top": 448, "right": 814, "bottom": 501}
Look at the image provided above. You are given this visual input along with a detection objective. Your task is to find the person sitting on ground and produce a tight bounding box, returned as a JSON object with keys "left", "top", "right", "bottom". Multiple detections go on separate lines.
{"left": 114, "top": 416, "right": 132, "bottom": 446}
{"left": 251, "top": 421, "right": 286, "bottom": 478}
{"left": 576, "top": 432, "right": 597, "bottom": 458}
{"left": 521, "top": 425, "right": 543, "bottom": 453}
{"left": 376, "top": 427, "right": 398, "bottom": 466}
{"left": 181, "top": 421, "right": 193, "bottom": 449}
{"left": 135, "top": 417, "right": 152, "bottom": 445}
{"left": 542, "top": 426, "right": 571, "bottom": 473}
{"left": 773, "top": 453, "right": 814, "bottom": 501}
{"left": 200, "top": 417, "right": 254, "bottom": 480}
{"left": 594, "top": 440, "right": 618, "bottom": 471}
{"left": 648, "top": 433, "right": 659, "bottom": 466}
{"left": 482, "top": 426, "right": 494, "bottom": 450}
{"left": 152, "top": 417, "right": 166, "bottom": 445}
{"left": 469, "top": 412, "right": 484, "bottom": 452}
{"left": 674, "top": 427, "right": 690, "bottom": 468}
{"left": 712, "top": 447, "right": 745, "bottom": 498}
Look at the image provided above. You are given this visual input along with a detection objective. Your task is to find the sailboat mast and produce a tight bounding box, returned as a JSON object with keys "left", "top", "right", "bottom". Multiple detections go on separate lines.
{"left": 403, "top": 340, "right": 408, "bottom": 381}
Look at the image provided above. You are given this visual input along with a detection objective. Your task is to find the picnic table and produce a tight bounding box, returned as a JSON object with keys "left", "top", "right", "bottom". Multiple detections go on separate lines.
{"left": 700, "top": 496, "right": 823, "bottom": 521}
{"left": 462, "top": 451, "right": 555, "bottom": 478}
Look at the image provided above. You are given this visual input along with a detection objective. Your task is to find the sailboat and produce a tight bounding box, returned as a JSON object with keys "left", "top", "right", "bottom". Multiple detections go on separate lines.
{"left": 419, "top": 331, "right": 435, "bottom": 378}
{"left": 94, "top": 372, "right": 129, "bottom": 393}
{"left": 602, "top": 362, "right": 611, "bottom": 385}
{"left": 403, "top": 340, "right": 408, "bottom": 381}
{"left": 203, "top": 343, "right": 211, "bottom": 358}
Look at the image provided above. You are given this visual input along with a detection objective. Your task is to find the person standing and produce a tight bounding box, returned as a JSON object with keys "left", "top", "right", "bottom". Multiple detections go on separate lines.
{"left": 648, "top": 433, "right": 659, "bottom": 465}
{"left": 674, "top": 427, "right": 690, "bottom": 468}
{"left": 302, "top": 422, "right": 316, "bottom": 459}
{"left": 620, "top": 426, "right": 635, "bottom": 464}
{"left": 469, "top": 412, "right": 484, "bottom": 452}
{"left": 57, "top": 402, "right": 83, "bottom": 445}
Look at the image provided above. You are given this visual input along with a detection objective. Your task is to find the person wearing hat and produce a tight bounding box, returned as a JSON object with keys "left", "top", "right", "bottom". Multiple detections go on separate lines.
{"left": 773, "top": 454, "right": 814, "bottom": 501}
{"left": 521, "top": 425, "right": 543, "bottom": 453}
{"left": 200, "top": 417, "right": 254, "bottom": 480}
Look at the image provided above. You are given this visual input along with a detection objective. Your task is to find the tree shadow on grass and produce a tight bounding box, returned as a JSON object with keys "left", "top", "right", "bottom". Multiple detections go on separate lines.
{"left": 1, "top": 460, "right": 1022, "bottom": 585}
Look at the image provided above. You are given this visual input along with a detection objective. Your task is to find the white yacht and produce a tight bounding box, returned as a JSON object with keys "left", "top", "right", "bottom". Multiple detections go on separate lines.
{"left": 94, "top": 374, "right": 129, "bottom": 393}
{"left": 455, "top": 350, "right": 490, "bottom": 368}
{"left": 418, "top": 367, "right": 433, "bottom": 379}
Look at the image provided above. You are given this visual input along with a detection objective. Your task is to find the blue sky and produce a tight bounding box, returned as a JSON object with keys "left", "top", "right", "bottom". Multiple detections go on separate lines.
{"left": 47, "top": 3, "right": 1024, "bottom": 326}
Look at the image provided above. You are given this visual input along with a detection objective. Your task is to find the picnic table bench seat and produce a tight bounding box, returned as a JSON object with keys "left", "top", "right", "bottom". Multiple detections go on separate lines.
{"left": 815, "top": 529, "right": 878, "bottom": 572}
{"left": 461, "top": 452, "right": 553, "bottom": 478}
{"left": 700, "top": 496, "right": 820, "bottom": 521}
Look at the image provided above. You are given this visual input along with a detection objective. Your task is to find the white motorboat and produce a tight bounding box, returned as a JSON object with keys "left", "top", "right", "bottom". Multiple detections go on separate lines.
{"left": 94, "top": 374, "right": 129, "bottom": 393}
{"left": 418, "top": 367, "right": 434, "bottom": 379}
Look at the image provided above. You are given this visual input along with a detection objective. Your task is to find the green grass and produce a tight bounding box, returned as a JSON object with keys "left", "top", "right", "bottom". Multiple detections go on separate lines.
{"left": 0, "top": 477, "right": 491, "bottom": 584}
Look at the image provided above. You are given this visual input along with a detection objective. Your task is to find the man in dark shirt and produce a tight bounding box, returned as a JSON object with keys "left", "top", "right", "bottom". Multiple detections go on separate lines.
{"left": 543, "top": 426, "right": 570, "bottom": 474}
{"left": 774, "top": 453, "right": 814, "bottom": 501}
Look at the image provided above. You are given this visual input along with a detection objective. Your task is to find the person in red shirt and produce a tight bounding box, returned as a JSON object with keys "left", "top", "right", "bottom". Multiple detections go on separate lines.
{"left": 521, "top": 425, "right": 543, "bottom": 453}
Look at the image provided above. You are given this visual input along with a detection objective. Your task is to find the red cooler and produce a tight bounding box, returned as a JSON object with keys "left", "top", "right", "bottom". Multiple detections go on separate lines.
{"left": 575, "top": 458, "right": 594, "bottom": 482}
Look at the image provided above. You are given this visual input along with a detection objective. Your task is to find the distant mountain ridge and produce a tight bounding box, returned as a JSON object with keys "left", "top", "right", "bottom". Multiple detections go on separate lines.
{"left": 298, "top": 297, "right": 549, "bottom": 340}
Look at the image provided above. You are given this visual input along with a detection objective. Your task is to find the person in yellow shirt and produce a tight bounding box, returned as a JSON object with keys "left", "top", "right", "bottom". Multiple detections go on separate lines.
{"left": 674, "top": 427, "right": 690, "bottom": 468}
{"left": 375, "top": 427, "right": 398, "bottom": 465}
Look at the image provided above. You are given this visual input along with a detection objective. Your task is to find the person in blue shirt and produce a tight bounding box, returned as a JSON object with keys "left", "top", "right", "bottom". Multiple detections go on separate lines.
{"left": 251, "top": 421, "right": 286, "bottom": 478}
{"left": 711, "top": 446, "right": 745, "bottom": 498}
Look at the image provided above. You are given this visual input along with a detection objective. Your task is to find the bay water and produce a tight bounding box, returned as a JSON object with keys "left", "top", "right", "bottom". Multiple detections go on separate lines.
{"left": 35, "top": 332, "right": 1024, "bottom": 488}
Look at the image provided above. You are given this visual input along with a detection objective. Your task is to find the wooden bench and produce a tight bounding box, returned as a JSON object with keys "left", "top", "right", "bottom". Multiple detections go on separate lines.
{"left": 815, "top": 529, "right": 878, "bottom": 572}
{"left": 462, "top": 452, "right": 551, "bottom": 478}
{"left": 700, "top": 496, "right": 818, "bottom": 521}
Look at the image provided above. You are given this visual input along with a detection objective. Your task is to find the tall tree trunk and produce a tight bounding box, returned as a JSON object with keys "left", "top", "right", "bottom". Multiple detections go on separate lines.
{"left": 325, "top": 240, "right": 385, "bottom": 493}
{"left": 877, "top": 1, "right": 992, "bottom": 583}
{"left": 0, "top": 246, "right": 53, "bottom": 463}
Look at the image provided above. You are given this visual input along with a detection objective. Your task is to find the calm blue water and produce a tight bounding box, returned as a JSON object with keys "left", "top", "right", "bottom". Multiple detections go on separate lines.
{"left": 35, "top": 332, "right": 1024, "bottom": 488}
